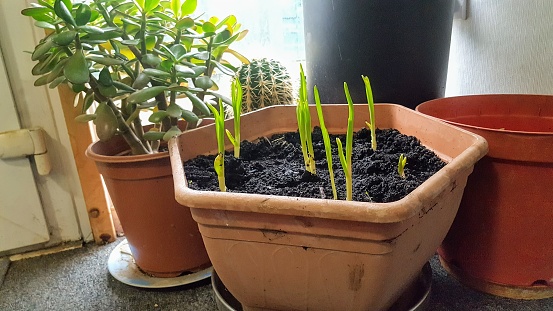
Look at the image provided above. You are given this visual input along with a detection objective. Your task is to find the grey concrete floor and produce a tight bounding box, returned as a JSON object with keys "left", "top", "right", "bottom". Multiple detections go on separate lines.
{"left": 0, "top": 239, "right": 552, "bottom": 311}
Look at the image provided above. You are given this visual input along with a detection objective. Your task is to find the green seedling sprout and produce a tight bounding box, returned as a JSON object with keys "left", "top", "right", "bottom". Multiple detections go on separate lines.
{"left": 398, "top": 154, "right": 407, "bottom": 179}
{"left": 208, "top": 99, "right": 227, "bottom": 192}
{"left": 314, "top": 85, "right": 337, "bottom": 200}
{"left": 226, "top": 79, "right": 242, "bottom": 158}
{"left": 362, "top": 75, "right": 377, "bottom": 151}
{"left": 297, "top": 64, "right": 316, "bottom": 175}
{"left": 336, "top": 82, "right": 355, "bottom": 201}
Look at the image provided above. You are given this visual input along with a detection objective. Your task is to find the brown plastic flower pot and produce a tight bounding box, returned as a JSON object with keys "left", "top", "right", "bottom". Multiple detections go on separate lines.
{"left": 169, "top": 104, "right": 487, "bottom": 310}
{"left": 417, "top": 94, "right": 553, "bottom": 299}
{"left": 86, "top": 129, "right": 211, "bottom": 278}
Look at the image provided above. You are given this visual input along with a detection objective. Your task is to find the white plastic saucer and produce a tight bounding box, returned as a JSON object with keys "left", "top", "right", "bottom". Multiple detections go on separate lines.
{"left": 107, "top": 238, "right": 212, "bottom": 288}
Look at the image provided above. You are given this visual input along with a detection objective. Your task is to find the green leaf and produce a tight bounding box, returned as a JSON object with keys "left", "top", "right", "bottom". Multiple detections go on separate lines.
{"left": 181, "top": 0, "right": 197, "bottom": 16}
{"left": 34, "top": 75, "right": 49, "bottom": 86}
{"left": 72, "top": 83, "right": 86, "bottom": 93}
{"left": 148, "top": 111, "right": 169, "bottom": 123}
{"left": 143, "top": 68, "right": 171, "bottom": 78}
{"left": 46, "top": 57, "right": 69, "bottom": 82}
{"left": 181, "top": 109, "right": 199, "bottom": 124}
{"left": 134, "top": 0, "right": 145, "bottom": 10}
{"left": 98, "top": 67, "right": 113, "bottom": 86}
{"left": 74, "top": 114, "right": 96, "bottom": 123}
{"left": 171, "top": 0, "right": 180, "bottom": 17}
{"left": 21, "top": 7, "right": 52, "bottom": 22}
{"left": 34, "top": 21, "right": 56, "bottom": 30}
{"left": 162, "top": 125, "right": 181, "bottom": 141}
{"left": 51, "top": 31, "right": 76, "bottom": 46}
{"left": 143, "top": 130, "right": 165, "bottom": 141}
{"left": 211, "top": 60, "right": 235, "bottom": 76}
{"left": 225, "top": 129, "right": 236, "bottom": 146}
{"left": 166, "top": 104, "right": 182, "bottom": 118}
{"left": 132, "top": 72, "right": 150, "bottom": 89}
{"left": 32, "top": 52, "right": 59, "bottom": 76}
{"left": 195, "top": 76, "right": 214, "bottom": 90}
{"left": 184, "top": 91, "right": 210, "bottom": 115}
{"left": 170, "top": 44, "right": 187, "bottom": 60}
{"left": 127, "top": 85, "right": 167, "bottom": 104}
{"left": 64, "top": 50, "right": 89, "bottom": 84}
{"left": 48, "top": 75, "right": 66, "bottom": 89}
{"left": 176, "top": 17, "right": 194, "bottom": 29}
{"left": 143, "top": 0, "right": 161, "bottom": 13}
{"left": 213, "top": 29, "right": 231, "bottom": 44}
{"left": 83, "top": 92, "right": 95, "bottom": 112}
{"left": 75, "top": 4, "right": 92, "bottom": 26}
{"left": 98, "top": 84, "right": 117, "bottom": 97}
{"left": 191, "top": 51, "right": 210, "bottom": 61}
{"left": 202, "top": 21, "right": 216, "bottom": 33}
{"left": 141, "top": 54, "right": 162, "bottom": 67}
{"left": 112, "top": 81, "right": 135, "bottom": 92}
{"left": 86, "top": 56, "right": 125, "bottom": 66}
{"left": 31, "top": 39, "right": 54, "bottom": 61}
{"left": 94, "top": 102, "right": 118, "bottom": 142}
{"left": 79, "top": 25, "right": 104, "bottom": 34}
{"left": 174, "top": 65, "right": 195, "bottom": 75}
{"left": 121, "top": 39, "right": 141, "bottom": 46}
{"left": 53, "top": 0, "right": 76, "bottom": 27}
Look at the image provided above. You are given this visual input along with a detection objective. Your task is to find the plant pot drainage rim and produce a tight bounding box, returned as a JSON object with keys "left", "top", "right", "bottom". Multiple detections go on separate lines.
{"left": 211, "top": 262, "right": 432, "bottom": 311}
{"left": 107, "top": 239, "right": 212, "bottom": 288}
{"left": 439, "top": 256, "right": 553, "bottom": 300}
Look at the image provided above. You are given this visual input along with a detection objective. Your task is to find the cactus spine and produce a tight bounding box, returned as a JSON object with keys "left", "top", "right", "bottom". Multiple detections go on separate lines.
{"left": 234, "top": 58, "right": 294, "bottom": 112}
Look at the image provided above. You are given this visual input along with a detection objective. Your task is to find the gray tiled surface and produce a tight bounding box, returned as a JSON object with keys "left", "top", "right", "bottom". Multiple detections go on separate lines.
{"left": 0, "top": 239, "right": 552, "bottom": 311}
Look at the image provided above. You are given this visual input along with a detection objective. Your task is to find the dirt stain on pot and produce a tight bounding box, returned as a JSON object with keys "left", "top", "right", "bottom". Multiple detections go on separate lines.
{"left": 260, "top": 229, "right": 287, "bottom": 241}
{"left": 294, "top": 216, "right": 314, "bottom": 227}
{"left": 348, "top": 264, "right": 365, "bottom": 291}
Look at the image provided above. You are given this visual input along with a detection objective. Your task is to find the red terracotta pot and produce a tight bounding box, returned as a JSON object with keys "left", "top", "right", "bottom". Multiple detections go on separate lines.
{"left": 86, "top": 130, "right": 211, "bottom": 278}
{"left": 417, "top": 94, "right": 553, "bottom": 299}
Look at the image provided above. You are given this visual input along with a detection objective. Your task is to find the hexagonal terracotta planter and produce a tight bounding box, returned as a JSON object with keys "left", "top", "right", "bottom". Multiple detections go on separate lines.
{"left": 169, "top": 104, "right": 487, "bottom": 310}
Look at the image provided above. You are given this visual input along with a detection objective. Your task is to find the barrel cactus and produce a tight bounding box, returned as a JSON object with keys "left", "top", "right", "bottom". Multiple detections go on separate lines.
{"left": 234, "top": 58, "right": 294, "bottom": 112}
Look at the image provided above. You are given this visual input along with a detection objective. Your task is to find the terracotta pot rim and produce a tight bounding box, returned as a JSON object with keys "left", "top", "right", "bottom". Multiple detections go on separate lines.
{"left": 85, "top": 143, "right": 170, "bottom": 164}
{"left": 419, "top": 94, "right": 553, "bottom": 136}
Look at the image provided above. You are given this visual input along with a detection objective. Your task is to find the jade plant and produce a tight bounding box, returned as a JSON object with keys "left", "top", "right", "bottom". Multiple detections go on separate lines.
{"left": 22, "top": 0, "right": 248, "bottom": 155}
{"left": 296, "top": 64, "right": 316, "bottom": 175}
{"left": 235, "top": 58, "right": 294, "bottom": 112}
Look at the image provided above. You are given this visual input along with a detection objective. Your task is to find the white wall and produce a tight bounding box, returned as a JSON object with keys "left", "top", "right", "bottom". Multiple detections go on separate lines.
{"left": 446, "top": 0, "right": 553, "bottom": 96}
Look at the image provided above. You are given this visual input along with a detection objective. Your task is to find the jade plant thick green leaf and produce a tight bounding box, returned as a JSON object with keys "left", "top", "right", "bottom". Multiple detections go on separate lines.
{"left": 23, "top": 0, "right": 248, "bottom": 155}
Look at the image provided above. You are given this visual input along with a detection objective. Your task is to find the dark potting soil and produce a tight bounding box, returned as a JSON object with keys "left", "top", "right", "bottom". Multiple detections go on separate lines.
{"left": 184, "top": 127, "right": 446, "bottom": 203}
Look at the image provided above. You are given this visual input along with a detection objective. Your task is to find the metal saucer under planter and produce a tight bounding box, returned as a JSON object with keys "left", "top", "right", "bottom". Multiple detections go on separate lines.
{"left": 108, "top": 239, "right": 212, "bottom": 288}
{"left": 211, "top": 262, "right": 432, "bottom": 311}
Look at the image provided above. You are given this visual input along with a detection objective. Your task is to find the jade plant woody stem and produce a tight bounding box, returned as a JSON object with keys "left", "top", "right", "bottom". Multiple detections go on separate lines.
{"left": 208, "top": 100, "right": 227, "bottom": 192}
{"left": 297, "top": 64, "right": 316, "bottom": 175}
{"left": 362, "top": 75, "right": 377, "bottom": 151}
{"left": 314, "top": 86, "right": 337, "bottom": 200}
{"left": 226, "top": 79, "right": 242, "bottom": 158}
{"left": 337, "top": 82, "right": 354, "bottom": 201}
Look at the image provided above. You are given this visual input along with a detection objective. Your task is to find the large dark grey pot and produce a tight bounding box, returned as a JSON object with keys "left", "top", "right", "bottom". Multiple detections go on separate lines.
{"left": 303, "top": 0, "right": 455, "bottom": 109}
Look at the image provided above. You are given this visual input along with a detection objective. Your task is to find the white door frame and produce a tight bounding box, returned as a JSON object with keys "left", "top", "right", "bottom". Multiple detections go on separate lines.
{"left": 0, "top": 1, "right": 93, "bottom": 253}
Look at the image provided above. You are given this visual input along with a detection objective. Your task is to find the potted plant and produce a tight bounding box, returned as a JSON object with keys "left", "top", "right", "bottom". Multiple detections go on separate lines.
{"left": 302, "top": 0, "right": 455, "bottom": 109}
{"left": 168, "top": 75, "right": 488, "bottom": 310}
{"left": 22, "top": 0, "right": 248, "bottom": 278}
{"left": 417, "top": 94, "right": 553, "bottom": 299}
